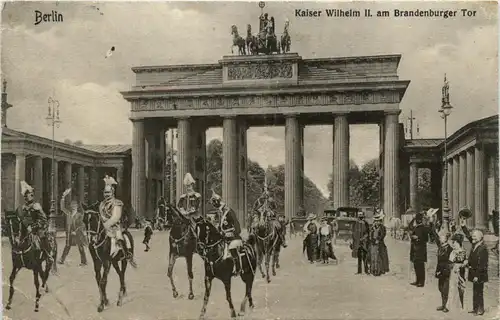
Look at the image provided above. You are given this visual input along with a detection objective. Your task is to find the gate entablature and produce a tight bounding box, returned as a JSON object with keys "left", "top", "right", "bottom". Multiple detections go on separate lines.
{"left": 122, "top": 54, "right": 409, "bottom": 120}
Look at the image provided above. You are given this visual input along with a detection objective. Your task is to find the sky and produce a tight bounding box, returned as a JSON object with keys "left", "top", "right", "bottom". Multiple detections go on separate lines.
{"left": 1, "top": 1, "right": 498, "bottom": 197}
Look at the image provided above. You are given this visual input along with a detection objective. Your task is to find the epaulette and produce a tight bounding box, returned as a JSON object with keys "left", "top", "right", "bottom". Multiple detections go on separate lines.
{"left": 113, "top": 199, "right": 124, "bottom": 206}
{"left": 32, "top": 203, "right": 43, "bottom": 211}
{"left": 179, "top": 194, "right": 187, "bottom": 199}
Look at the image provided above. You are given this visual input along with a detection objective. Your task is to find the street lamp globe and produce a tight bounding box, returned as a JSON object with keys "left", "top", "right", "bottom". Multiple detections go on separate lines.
{"left": 442, "top": 103, "right": 453, "bottom": 116}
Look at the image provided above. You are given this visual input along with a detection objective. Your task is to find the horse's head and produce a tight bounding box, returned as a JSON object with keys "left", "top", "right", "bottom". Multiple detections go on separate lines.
{"left": 4, "top": 211, "right": 22, "bottom": 245}
{"left": 231, "top": 25, "right": 238, "bottom": 35}
{"left": 195, "top": 218, "right": 223, "bottom": 257}
{"left": 83, "top": 202, "right": 102, "bottom": 242}
{"left": 166, "top": 204, "right": 191, "bottom": 226}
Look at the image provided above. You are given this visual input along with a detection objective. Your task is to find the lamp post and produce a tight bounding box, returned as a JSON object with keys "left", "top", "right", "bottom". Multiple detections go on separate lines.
{"left": 46, "top": 97, "right": 61, "bottom": 233}
{"left": 439, "top": 74, "right": 453, "bottom": 232}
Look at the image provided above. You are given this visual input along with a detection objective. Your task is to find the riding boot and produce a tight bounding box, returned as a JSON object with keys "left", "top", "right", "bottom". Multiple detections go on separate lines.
{"left": 40, "top": 237, "right": 54, "bottom": 262}
{"left": 118, "top": 239, "right": 137, "bottom": 267}
{"left": 230, "top": 248, "right": 241, "bottom": 276}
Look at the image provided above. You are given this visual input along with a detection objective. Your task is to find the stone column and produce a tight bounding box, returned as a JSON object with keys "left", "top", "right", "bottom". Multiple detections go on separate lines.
{"left": 299, "top": 124, "right": 305, "bottom": 210}
{"left": 238, "top": 121, "right": 248, "bottom": 224}
{"left": 14, "top": 153, "right": 26, "bottom": 208}
{"left": 132, "top": 120, "right": 146, "bottom": 220}
{"left": 52, "top": 161, "right": 59, "bottom": 215}
{"left": 33, "top": 156, "right": 44, "bottom": 204}
{"left": 466, "top": 149, "right": 475, "bottom": 211}
{"left": 176, "top": 118, "right": 191, "bottom": 203}
{"left": 191, "top": 122, "right": 207, "bottom": 216}
{"left": 383, "top": 111, "right": 400, "bottom": 220}
{"left": 430, "top": 165, "right": 442, "bottom": 210}
{"left": 222, "top": 117, "right": 239, "bottom": 212}
{"left": 89, "top": 167, "right": 99, "bottom": 203}
{"left": 332, "top": 114, "right": 349, "bottom": 208}
{"left": 447, "top": 160, "right": 453, "bottom": 215}
{"left": 116, "top": 165, "right": 124, "bottom": 198}
{"left": 459, "top": 152, "right": 467, "bottom": 210}
{"left": 452, "top": 156, "right": 460, "bottom": 220}
{"left": 409, "top": 162, "right": 418, "bottom": 211}
{"left": 63, "top": 162, "right": 72, "bottom": 194}
{"left": 77, "top": 165, "right": 85, "bottom": 204}
{"left": 285, "top": 115, "right": 301, "bottom": 221}
{"left": 379, "top": 122, "right": 385, "bottom": 208}
{"left": 474, "top": 145, "right": 487, "bottom": 229}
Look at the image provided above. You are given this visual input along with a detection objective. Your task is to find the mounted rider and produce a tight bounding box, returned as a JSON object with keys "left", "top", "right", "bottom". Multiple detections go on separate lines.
{"left": 209, "top": 190, "right": 243, "bottom": 276}
{"left": 252, "top": 185, "right": 287, "bottom": 247}
{"left": 99, "top": 175, "right": 137, "bottom": 267}
{"left": 15, "top": 181, "right": 53, "bottom": 262}
{"left": 177, "top": 173, "right": 202, "bottom": 223}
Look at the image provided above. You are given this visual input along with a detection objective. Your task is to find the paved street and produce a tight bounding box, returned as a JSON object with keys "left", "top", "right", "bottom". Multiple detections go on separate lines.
{"left": 2, "top": 231, "right": 499, "bottom": 320}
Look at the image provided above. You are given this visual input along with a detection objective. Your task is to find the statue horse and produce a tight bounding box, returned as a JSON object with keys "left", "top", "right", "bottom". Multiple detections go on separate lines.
{"left": 231, "top": 25, "right": 246, "bottom": 55}
{"left": 280, "top": 20, "right": 291, "bottom": 53}
{"left": 195, "top": 218, "right": 257, "bottom": 319}
{"left": 4, "top": 211, "right": 56, "bottom": 312}
{"left": 83, "top": 203, "right": 136, "bottom": 313}
{"left": 246, "top": 24, "right": 280, "bottom": 55}
{"left": 254, "top": 208, "right": 282, "bottom": 283}
{"left": 165, "top": 204, "right": 197, "bottom": 300}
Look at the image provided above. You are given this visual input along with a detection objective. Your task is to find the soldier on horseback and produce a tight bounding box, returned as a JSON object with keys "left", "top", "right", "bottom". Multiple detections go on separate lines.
{"left": 15, "top": 181, "right": 53, "bottom": 262}
{"left": 253, "top": 185, "right": 287, "bottom": 247}
{"left": 177, "top": 173, "right": 202, "bottom": 222}
{"left": 99, "top": 175, "right": 136, "bottom": 267}
{"left": 209, "top": 190, "right": 243, "bottom": 276}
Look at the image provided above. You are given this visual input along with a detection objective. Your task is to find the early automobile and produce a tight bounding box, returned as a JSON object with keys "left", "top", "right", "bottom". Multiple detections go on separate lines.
{"left": 332, "top": 207, "right": 360, "bottom": 242}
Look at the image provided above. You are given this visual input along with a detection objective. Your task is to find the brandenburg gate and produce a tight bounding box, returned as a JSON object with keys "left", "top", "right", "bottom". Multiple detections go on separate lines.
{"left": 122, "top": 52, "right": 410, "bottom": 224}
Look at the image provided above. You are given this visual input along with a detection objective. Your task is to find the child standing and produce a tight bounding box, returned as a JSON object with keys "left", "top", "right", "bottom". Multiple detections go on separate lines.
{"left": 143, "top": 219, "right": 153, "bottom": 252}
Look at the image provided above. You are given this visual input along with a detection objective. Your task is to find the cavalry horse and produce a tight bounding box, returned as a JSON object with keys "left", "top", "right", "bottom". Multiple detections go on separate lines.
{"left": 231, "top": 25, "right": 246, "bottom": 55}
{"left": 254, "top": 206, "right": 282, "bottom": 283}
{"left": 165, "top": 204, "right": 197, "bottom": 300}
{"left": 83, "top": 202, "right": 136, "bottom": 313}
{"left": 4, "top": 211, "right": 56, "bottom": 312}
{"left": 245, "top": 23, "right": 280, "bottom": 55}
{"left": 195, "top": 218, "right": 257, "bottom": 319}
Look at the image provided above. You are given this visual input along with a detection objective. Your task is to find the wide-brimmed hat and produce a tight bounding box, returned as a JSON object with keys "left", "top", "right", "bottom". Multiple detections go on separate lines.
{"left": 320, "top": 216, "right": 328, "bottom": 222}
{"left": 373, "top": 213, "right": 385, "bottom": 221}
{"left": 406, "top": 208, "right": 416, "bottom": 215}
{"left": 307, "top": 213, "right": 317, "bottom": 220}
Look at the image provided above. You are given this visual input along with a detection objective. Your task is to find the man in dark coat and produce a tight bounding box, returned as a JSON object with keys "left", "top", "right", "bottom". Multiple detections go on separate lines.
{"left": 461, "top": 219, "right": 489, "bottom": 315}
{"left": 430, "top": 221, "right": 453, "bottom": 312}
{"left": 351, "top": 211, "right": 370, "bottom": 274}
{"left": 409, "top": 212, "right": 430, "bottom": 287}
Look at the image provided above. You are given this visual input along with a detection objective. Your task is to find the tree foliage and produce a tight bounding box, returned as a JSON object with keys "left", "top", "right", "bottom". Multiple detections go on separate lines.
{"left": 327, "top": 158, "right": 380, "bottom": 207}
{"left": 167, "top": 138, "right": 328, "bottom": 215}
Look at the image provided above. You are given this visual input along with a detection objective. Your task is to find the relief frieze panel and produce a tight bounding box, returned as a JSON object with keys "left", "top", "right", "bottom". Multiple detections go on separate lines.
{"left": 131, "top": 91, "right": 399, "bottom": 111}
{"left": 227, "top": 63, "right": 293, "bottom": 80}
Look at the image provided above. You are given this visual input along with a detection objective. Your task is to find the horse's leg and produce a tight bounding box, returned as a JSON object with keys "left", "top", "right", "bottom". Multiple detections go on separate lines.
{"left": 257, "top": 243, "right": 265, "bottom": 278}
{"left": 223, "top": 278, "right": 237, "bottom": 318}
{"left": 5, "top": 266, "right": 20, "bottom": 310}
{"left": 167, "top": 252, "right": 179, "bottom": 298}
{"left": 33, "top": 269, "right": 41, "bottom": 312}
{"left": 41, "top": 259, "right": 52, "bottom": 293}
{"left": 121, "top": 259, "right": 128, "bottom": 296}
{"left": 186, "top": 253, "right": 194, "bottom": 300}
{"left": 272, "top": 247, "right": 280, "bottom": 275}
{"left": 199, "top": 275, "right": 213, "bottom": 320}
{"left": 112, "top": 260, "right": 125, "bottom": 307}
{"left": 275, "top": 246, "right": 281, "bottom": 269}
{"left": 92, "top": 260, "right": 103, "bottom": 301}
{"left": 97, "top": 261, "right": 111, "bottom": 312}
{"left": 239, "top": 272, "right": 255, "bottom": 316}
{"left": 265, "top": 249, "right": 271, "bottom": 283}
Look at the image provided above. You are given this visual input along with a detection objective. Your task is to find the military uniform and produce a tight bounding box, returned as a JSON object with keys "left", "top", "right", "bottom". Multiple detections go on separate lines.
{"left": 100, "top": 175, "right": 135, "bottom": 266}
{"left": 16, "top": 181, "right": 53, "bottom": 261}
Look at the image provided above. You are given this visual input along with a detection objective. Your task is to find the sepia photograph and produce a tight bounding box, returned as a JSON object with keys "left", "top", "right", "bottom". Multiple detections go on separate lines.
{"left": 1, "top": 1, "right": 498, "bottom": 319}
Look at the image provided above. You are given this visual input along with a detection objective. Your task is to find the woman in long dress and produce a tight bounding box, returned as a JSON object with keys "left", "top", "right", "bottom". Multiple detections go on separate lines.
{"left": 447, "top": 233, "right": 467, "bottom": 312}
{"left": 369, "top": 213, "right": 390, "bottom": 276}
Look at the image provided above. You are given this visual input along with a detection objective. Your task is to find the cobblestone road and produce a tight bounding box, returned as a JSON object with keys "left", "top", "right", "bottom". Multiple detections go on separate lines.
{"left": 2, "top": 231, "right": 499, "bottom": 320}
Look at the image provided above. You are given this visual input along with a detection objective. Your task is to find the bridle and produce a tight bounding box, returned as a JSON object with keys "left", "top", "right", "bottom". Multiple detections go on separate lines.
{"left": 195, "top": 219, "right": 224, "bottom": 273}
{"left": 85, "top": 210, "right": 106, "bottom": 249}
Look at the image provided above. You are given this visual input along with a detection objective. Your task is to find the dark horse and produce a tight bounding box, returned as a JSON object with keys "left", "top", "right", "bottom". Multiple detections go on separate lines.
{"left": 195, "top": 218, "right": 257, "bottom": 319}
{"left": 83, "top": 202, "right": 136, "bottom": 313}
{"left": 254, "top": 209, "right": 282, "bottom": 283}
{"left": 166, "top": 204, "right": 197, "bottom": 300}
{"left": 4, "top": 211, "right": 56, "bottom": 312}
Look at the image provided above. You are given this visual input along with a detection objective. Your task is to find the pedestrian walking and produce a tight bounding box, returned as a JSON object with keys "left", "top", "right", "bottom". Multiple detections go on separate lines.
{"left": 409, "top": 211, "right": 430, "bottom": 287}
{"left": 143, "top": 219, "right": 153, "bottom": 252}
